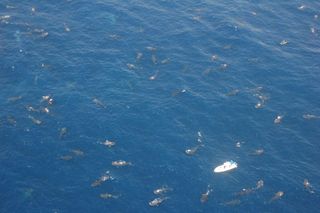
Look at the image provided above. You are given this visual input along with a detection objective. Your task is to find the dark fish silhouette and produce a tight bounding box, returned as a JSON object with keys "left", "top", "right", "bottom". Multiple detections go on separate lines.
{"left": 136, "top": 52, "right": 143, "bottom": 61}
{"left": 60, "top": 155, "right": 73, "bottom": 161}
{"left": 146, "top": 46, "right": 157, "bottom": 51}
{"left": 255, "top": 101, "right": 264, "bottom": 109}
{"left": 71, "top": 149, "right": 84, "bottom": 156}
{"left": 6, "top": 116, "right": 17, "bottom": 126}
{"left": 153, "top": 186, "right": 172, "bottom": 195}
{"left": 202, "top": 67, "right": 214, "bottom": 75}
{"left": 100, "top": 193, "right": 120, "bottom": 199}
{"left": 126, "top": 63, "right": 136, "bottom": 70}
{"left": 28, "top": 115, "right": 42, "bottom": 125}
{"left": 101, "top": 140, "right": 116, "bottom": 148}
{"left": 161, "top": 58, "right": 170, "bottom": 64}
{"left": 112, "top": 160, "right": 132, "bottom": 167}
{"left": 92, "top": 98, "right": 106, "bottom": 108}
{"left": 171, "top": 89, "right": 187, "bottom": 97}
{"left": 151, "top": 54, "right": 157, "bottom": 64}
{"left": 235, "top": 179, "right": 264, "bottom": 197}
{"left": 42, "top": 95, "right": 53, "bottom": 105}
{"left": 235, "top": 188, "right": 254, "bottom": 196}
{"left": 185, "top": 144, "right": 202, "bottom": 156}
{"left": 274, "top": 115, "right": 283, "bottom": 124}
{"left": 225, "top": 89, "right": 240, "bottom": 96}
{"left": 200, "top": 185, "right": 213, "bottom": 203}
{"left": 249, "top": 149, "right": 264, "bottom": 156}
{"left": 149, "top": 197, "right": 168, "bottom": 207}
{"left": 59, "top": 127, "right": 67, "bottom": 139}
{"left": 91, "top": 171, "right": 112, "bottom": 187}
{"left": 303, "top": 114, "right": 320, "bottom": 120}
{"left": 7, "top": 96, "right": 22, "bottom": 102}
{"left": 303, "top": 179, "right": 315, "bottom": 194}
{"left": 223, "top": 199, "right": 241, "bottom": 206}
{"left": 269, "top": 191, "right": 284, "bottom": 203}
{"left": 26, "top": 106, "right": 39, "bottom": 112}
{"left": 255, "top": 180, "right": 264, "bottom": 190}
{"left": 149, "top": 70, "right": 159, "bottom": 81}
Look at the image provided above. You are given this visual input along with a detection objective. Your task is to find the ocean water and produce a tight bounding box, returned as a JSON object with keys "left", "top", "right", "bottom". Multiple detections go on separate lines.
{"left": 1, "top": 0, "right": 320, "bottom": 212}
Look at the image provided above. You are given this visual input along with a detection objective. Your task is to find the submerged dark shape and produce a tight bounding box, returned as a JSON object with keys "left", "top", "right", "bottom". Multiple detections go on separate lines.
{"left": 149, "top": 70, "right": 159, "bottom": 81}
{"left": 42, "top": 95, "right": 54, "bottom": 105}
{"left": 28, "top": 115, "right": 42, "bottom": 125}
{"left": 235, "top": 141, "right": 241, "bottom": 148}
{"left": 202, "top": 67, "right": 213, "bottom": 75}
{"left": 100, "top": 193, "right": 119, "bottom": 199}
{"left": 32, "top": 28, "right": 49, "bottom": 38}
{"left": 161, "top": 58, "right": 170, "bottom": 64}
{"left": 255, "top": 101, "right": 264, "bottom": 109}
{"left": 92, "top": 98, "right": 106, "bottom": 108}
{"left": 269, "top": 191, "right": 284, "bottom": 203}
{"left": 91, "top": 171, "right": 112, "bottom": 187}
{"left": 252, "top": 93, "right": 268, "bottom": 109}
{"left": 280, "top": 40, "right": 288, "bottom": 45}
{"left": 26, "top": 106, "right": 39, "bottom": 112}
{"left": 303, "top": 114, "right": 320, "bottom": 120}
{"left": 223, "top": 199, "right": 241, "bottom": 206}
{"left": 235, "top": 188, "right": 254, "bottom": 196}
{"left": 112, "top": 160, "right": 132, "bottom": 167}
{"left": 6, "top": 116, "right": 17, "bottom": 126}
{"left": 235, "top": 179, "right": 264, "bottom": 197}
{"left": 60, "top": 155, "right": 73, "bottom": 161}
{"left": 126, "top": 63, "right": 136, "bottom": 70}
{"left": 149, "top": 197, "right": 168, "bottom": 207}
{"left": 102, "top": 140, "right": 116, "bottom": 148}
{"left": 60, "top": 149, "right": 84, "bottom": 161}
{"left": 0, "top": 15, "right": 11, "bottom": 24}
{"left": 108, "top": 34, "right": 121, "bottom": 40}
{"left": 59, "top": 127, "right": 67, "bottom": 139}
{"left": 71, "top": 149, "right": 84, "bottom": 156}
{"left": 249, "top": 148, "right": 264, "bottom": 156}
{"left": 41, "top": 107, "right": 50, "bottom": 114}
{"left": 219, "top": 63, "right": 228, "bottom": 71}
{"left": 225, "top": 89, "right": 240, "bottom": 96}
{"left": 303, "top": 179, "right": 315, "bottom": 193}
{"left": 64, "top": 23, "right": 71, "bottom": 32}
{"left": 185, "top": 144, "right": 202, "bottom": 156}
{"left": 22, "top": 188, "right": 34, "bottom": 199}
{"left": 211, "top": 54, "right": 218, "bottom": 61}
{"left": 7, "top": 95, "right": 22, "bottom": 102}
{"left": 171, "top": 89, "right": 186, "bottom": 97}
{"left": 153, "top": 186, "right": 172, "bottom": 195}
{"left": 136, "top": 52, "right": 143, "bottom": 61}
{"left": 151, "top": 54, "right": 157, "bottom": 64}
{"left": 200, "top": 185, "right": 213, "bottom": 203}
{"left": 255, "top": 180, "right": 264, "bottom": 190}
{"left": 274, "top": 115, "right": 283, "bottom": 124}
{"left": 146, "top": 46, "right": 157, "bottom": 51}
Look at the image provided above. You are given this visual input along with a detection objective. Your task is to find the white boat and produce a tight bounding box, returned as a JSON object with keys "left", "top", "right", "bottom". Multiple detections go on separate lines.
{"left": 213, "top": 160, "right": 238, "bottom": 173}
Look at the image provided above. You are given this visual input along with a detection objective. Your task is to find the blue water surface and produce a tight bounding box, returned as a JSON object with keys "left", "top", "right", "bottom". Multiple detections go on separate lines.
{"left": 1, "top": 0, "right": 320, "bottom": 212}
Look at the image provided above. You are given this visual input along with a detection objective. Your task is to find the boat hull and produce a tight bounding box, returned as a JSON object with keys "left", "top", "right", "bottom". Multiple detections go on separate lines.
{"left": 213, "top": 161, "right": 238, "bottom": 173}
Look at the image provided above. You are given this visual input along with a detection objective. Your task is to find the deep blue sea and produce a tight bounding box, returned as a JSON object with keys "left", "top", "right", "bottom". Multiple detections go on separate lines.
{"left": 1, "top": 1, "right": 320, "bottom": 212}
